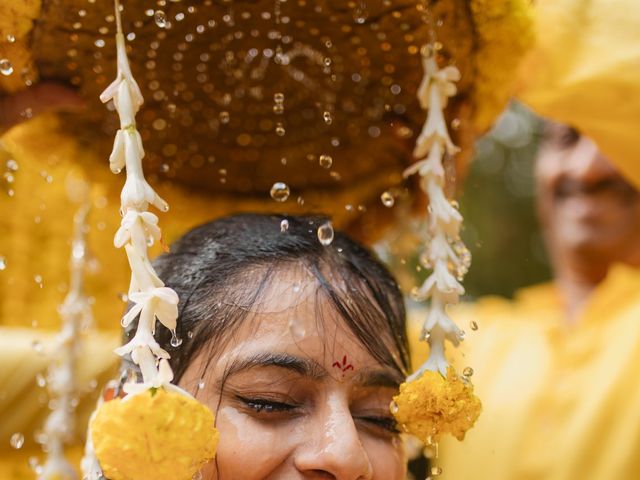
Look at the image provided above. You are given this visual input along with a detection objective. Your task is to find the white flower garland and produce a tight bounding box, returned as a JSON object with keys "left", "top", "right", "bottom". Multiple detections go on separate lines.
{"left": 405, "top": 45, "right": 470, "bottom": 379}
{"left": 39, "top": 204, "right": 93, "bottom": 480}
{"left": 100, "top": 0, "right": 178, "bottom": 396}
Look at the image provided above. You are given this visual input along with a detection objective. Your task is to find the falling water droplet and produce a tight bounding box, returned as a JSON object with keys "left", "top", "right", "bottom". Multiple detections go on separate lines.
{"left": 6, "top": 34, "right": 15, "bottom": 43}
{"left": 270, "top": 182, "right": 290, "bottom": 202}
{"left": 28, "top": 456, "right": 40, "bottom": 472}
{"left": 10, "top": 433, "right": 24, "bottom": 449}
{"left": 470, "top": 320, "right": 478, "bottom": 331}
{"left": 380, "top": 190, "right": 395, "bottom": 207}
{"left": 170, "top": 330, "right": 183, "bottom": 347}
{"left": 458, "top": 330, "right": 466, "bottom": 341}
{"left": 288, "top": 318, "right": 306, "bottom": 340}
{"left": 430, "top": 466, "right": 443, "bottom": 477}
{"left": 192, "top": 471, "right": 203, "bottom": 480}
{"left": 32, "top": 340, "right": 44, "bottom": 354}
{"left": 6, "top": 159, "right": 18, "bottom": 171}
{"left": 35, "top": 373, "right": 47, "bottom": 388}
{"left": 463, "top": 367, "right": 474, "bottom": 378}
{"left": 389, "top": 400, "right": 399, "bottom": 414}
{"left": 319, "top": 155, "right": 333, "bottom": 169}
{"left": 219, "top": 111, "right": 230, "bottom": 124}
{"left": 323, "top": 111, "right": 333, "bottom": 125}
{"left": 317, "top": 222, "right": 334, "bottom": 246}
{"left": 187, "top": 330, "right": 194, "bottom": 339}
{"left": 353, "top": 3, "right": 369, "bottom": 24}
{"left": 275, "top": 122, "right": 286, "bottom": 136}
{"left": 0, "top": 59, "right": 13, "bottom": 76}
{"left": 280, "top": 219, "right": 289, "bottom": 232}
{"left": 154, "top": 10, "right": 168, "bottom": 28}
{"left": 0, "top": 256, "right": 6, "bottom": 271}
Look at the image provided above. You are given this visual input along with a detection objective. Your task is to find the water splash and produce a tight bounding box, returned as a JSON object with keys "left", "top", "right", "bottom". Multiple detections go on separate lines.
{"left": 270, "top": 182, "right": 290, "bottom": 202}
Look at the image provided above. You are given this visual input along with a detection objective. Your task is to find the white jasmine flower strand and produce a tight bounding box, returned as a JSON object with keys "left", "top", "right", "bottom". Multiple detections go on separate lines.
{"left": 405, "top": 45, "right": 470, "bottom": 377}
{"left": 99, "top": 0, "right": 178, "bottom": 391}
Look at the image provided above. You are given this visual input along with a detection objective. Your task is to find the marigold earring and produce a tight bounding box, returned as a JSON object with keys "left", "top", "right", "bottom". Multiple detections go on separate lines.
{"left": 391, "top": 43, "right": 481, "bottom": 445}
{"left": 81, "top": 2, "right": 218, "bottom": 479}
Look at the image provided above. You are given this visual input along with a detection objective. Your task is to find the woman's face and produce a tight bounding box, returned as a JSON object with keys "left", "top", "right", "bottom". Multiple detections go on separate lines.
{"left": 180, "top": 270, "right": 407, "bottom": 480}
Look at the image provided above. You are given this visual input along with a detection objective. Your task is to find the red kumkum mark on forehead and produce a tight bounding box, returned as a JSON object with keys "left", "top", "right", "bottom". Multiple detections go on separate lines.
{"left": 333, "top": 355, "right": 354, "bottom": 373}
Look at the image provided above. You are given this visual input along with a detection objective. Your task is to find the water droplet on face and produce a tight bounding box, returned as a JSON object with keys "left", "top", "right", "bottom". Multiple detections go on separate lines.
{"left": 389, "top": 400, "right": 399, "bottom": 414}
{"left": 288, "top": 318, "right": 306, "bottom": 340}
{"left": 317, "top": 221, "right": 334, "bottom": 246}
{"left": 270, "top": 182, "right": 290, "bottom": 202}
{"left": 0, "top": 59, "right": 14, "bottom": 76}
{"left": 10, "top": 433, "right": 24, "bottom": 449}
{"left": 154, "top": 10, "right": 168, "bottom": 28}
{"left": 463, "top": 367, "right": 474, "bottom": 378}
{"left": 198, "top": 379, "right": 205, "bottom": 390}
{"left": 280, "top": 219, "right": 289, "bottom": 232}
{"left": 380, "top": 190, "right": 395, "bottom": 207}
{"left": 170, "top": 329, "right": 183, "bottom": 347}
{"left": 319, "top": 155, "right": 333, "bottom": 169}
{"left": 470, "top": 320, "right": 478, "bottom": 331}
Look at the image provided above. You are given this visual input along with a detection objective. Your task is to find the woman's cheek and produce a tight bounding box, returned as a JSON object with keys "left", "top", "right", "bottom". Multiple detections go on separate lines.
{"left": 364, "top": 434, "right": 407, "bottom": 480}
{"left": 208, "top": 406, "right": 294, "bottom": 480}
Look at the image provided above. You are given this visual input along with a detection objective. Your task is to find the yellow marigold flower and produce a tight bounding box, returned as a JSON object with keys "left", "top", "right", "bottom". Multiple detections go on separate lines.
{"left": 392, "top": 368, "right": 481, "bottom": 442}
{"left": 91, "top": 387, "right": 218, "bottom": 480}
{"left": 470, "top": 0, "right": 534, "bottom": 131}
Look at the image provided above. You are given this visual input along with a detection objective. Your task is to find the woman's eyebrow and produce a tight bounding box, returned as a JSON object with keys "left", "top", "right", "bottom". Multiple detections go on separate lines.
{"left": 225, "top": 352, "right": 327, "bottom": 380}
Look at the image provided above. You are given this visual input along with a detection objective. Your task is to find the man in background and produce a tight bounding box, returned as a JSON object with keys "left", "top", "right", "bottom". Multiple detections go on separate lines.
{"left": 435, "top": 122, "right": 640, "bottom": 479}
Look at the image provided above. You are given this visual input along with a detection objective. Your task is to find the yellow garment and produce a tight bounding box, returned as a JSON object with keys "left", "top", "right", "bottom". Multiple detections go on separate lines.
{"left": 418, "top": 264, "right": 640, "bottom": 480}
{"left": 518, "top": 0, "right": 640, "bottom": 188}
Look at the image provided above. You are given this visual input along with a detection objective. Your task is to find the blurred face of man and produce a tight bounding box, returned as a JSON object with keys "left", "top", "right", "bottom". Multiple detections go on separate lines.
{"left": 535, "top": 122, "right": 640, "bottom": 276}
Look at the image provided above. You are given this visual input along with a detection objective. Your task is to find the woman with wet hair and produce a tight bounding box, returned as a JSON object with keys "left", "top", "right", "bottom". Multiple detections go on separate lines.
{"left": 122, "top": 212, "right": 410, "bottom": 479}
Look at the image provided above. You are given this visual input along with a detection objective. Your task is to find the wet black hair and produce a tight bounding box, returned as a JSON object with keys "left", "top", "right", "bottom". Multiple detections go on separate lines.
{"left": 123, "top": 213, "right": 410, "bottom": 383}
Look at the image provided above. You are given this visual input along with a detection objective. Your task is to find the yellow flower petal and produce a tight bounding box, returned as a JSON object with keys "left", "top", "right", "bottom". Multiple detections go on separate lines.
{"left": 91, "top": 388, "right": 218, "bottom": 480}
{"left": 392, "top": 367, "right": 481, "bottom": 442}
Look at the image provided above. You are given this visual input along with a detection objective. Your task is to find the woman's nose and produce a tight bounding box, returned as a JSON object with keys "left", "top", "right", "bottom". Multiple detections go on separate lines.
{"left": 294, "top": 395, "right": 373, "bottom": 480}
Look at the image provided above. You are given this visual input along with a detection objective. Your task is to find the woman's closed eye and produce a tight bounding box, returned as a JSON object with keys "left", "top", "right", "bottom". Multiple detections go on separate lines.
{"left": 355, "top": 414, "right": 400, "bottom": 435}
{"left": 236, "top": 395, "right": 301, "bottom": 415}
